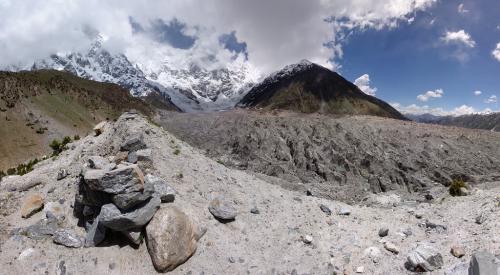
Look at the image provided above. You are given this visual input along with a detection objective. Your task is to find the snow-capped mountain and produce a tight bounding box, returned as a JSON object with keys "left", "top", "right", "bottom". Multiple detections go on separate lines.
{"left": 22, "top": 38, "right": 260, "bottom": 112}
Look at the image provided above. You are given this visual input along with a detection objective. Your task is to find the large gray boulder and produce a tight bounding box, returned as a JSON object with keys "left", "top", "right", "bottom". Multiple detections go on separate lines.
{"left": 407, "top": 244, "right": 443, "bottom": 272}
{"left": 84, "top": 165, "right": 144, "bottom": 195}
{"left": 99, "top": 196, "right": 161, "bottom": 231}
{"left": 146, "top": 206, "right": 199, "bottom": 272}
{"left": 468, "top": 251, "right": 499, "bottom": 275}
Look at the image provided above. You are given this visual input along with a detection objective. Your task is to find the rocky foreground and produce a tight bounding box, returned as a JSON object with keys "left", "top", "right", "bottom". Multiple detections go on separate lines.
{"left": 0, "top": 112, "right": 499, "bottom": 274}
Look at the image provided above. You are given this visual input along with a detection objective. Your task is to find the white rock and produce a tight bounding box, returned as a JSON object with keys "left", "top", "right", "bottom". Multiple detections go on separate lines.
{"left": 17, "top": 248, "right": 35, "bottom": 260}
{"left": 384, "top": 241, "right": 399, "bottom": 254}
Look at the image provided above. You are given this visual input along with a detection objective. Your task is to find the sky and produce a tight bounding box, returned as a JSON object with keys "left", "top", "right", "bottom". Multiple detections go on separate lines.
{"left": 0, "top": 0, "right": 499, "bottom": 116}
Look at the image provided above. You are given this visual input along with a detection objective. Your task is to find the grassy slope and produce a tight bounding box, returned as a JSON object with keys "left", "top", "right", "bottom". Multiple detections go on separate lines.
{"left": 0, "top": 70, "right": 154, "bottom": 170}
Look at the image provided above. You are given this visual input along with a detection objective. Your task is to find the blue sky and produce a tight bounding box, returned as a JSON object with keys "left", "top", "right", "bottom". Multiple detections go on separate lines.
{"left": 339, "top": 0, "right": 500, "bottom": 115}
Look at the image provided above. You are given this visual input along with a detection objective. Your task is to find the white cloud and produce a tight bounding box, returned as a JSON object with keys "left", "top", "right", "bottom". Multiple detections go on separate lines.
{"left": 457, "top": 3, "right": 469, "bottom": 14}
{"left": 493, "top": 43, "right": 500, "bottom": 61}
{"left": 417, "top": 89, "right": 444, "bottom": 102}
{"left": 474, "top": 90, "right": 482, "bottom": 96}
{"left": 441, "top": 30, "right": 476, "bottom": 48}
{"left": 391, "top": 103, "right": 492, "bottom": 117}
{"left": 354, "top": 74, "right": 377, "bottom": 96}
{"left": 485, "top": 95, "right": 497, "bottom": 104}
{"left": 0, "top": 0, "right": 437, "bottom": 74}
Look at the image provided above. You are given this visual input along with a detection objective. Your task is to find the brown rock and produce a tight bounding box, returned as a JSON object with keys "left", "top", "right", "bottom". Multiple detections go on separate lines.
{"left": 451, "top": 246, "right": 465, "bottom": 258}
{"left": 21, "top": 194, "right": 44, "bottom": 218}
{"left": 93, "top": 121, "right": 107, "bottom": 136}
{"left": 146, "top": 206, "right": 198, "bottom": 272}
{"left": 113, "top": 151, "right": 129, "bottom": 164}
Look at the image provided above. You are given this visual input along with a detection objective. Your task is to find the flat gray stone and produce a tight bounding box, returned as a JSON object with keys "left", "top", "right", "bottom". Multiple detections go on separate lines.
{"left": 208, "top": 196, "right": 237, "bottom": 221}
{"left": 468, "top": 251, "right": 499, "bottom": 275}
{"left": 22, "top": 218, "right": 59, "bottom": 240}
{"left": 84, "top": 217, "right": 106, "bottom": 247}
{"left": 99, "top": 196, "right": 161, "bottom": 231}
{"left": 145, "top": 174, "right": 176, "bottom": 203}
{"left": 127, "top": 152, "right": 138, "bottom": 164}
{"left": 112, "top": 181, "right": 155, "bottom": 210}
{"left": 53, "top": 229, "right": 83, "bottom": 248}
{"left": 407, "top": 244, "right": 443, "bottom": 272}
{"left": 84, "top": 164, "right": 144, "bottom": 195}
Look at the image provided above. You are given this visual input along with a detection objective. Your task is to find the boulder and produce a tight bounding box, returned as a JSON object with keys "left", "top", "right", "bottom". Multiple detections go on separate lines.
{"left": 53, "top": 229, "right": 83, "bottom": 248}
{"left": 146, "top": 206, "right": 198, "bottom": 272}
{"left": 145, "top": 174, "right": 176, "bottom": 203}
{"left": 99, "top": 196, "right": 161, "bottom": 231}
{"left": 88, "top": 156, "right": 116, "bottom": 171}
{"left": 84, "top": 164, "right": 144, "bottom": 195}
{"left": 468, "top": 251, "right": 499, "bottom": 275}
{"left": 121, "top": 136, "right": 146, "bottom": 152}
{"left": 208, "top": 196, "right": 237, "bottom": 221}
{"left": 84, "top": 217, "right": 106, "bottom": 247}
{"left": 407, "top": 244, "right": 443, "bottom": 272}
{"left": 21, "top": 194, "right": 44, "bottom": 218}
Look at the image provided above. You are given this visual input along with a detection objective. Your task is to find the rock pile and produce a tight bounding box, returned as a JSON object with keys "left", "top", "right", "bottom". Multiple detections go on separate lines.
{"left": 71, "top": 133, "right": 199, "bottom": 271}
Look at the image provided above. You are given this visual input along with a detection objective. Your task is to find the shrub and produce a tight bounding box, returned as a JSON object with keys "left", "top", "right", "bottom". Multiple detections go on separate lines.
{"left": 73, "top": 135, "right": 80, "bottom": 140}
{"left": 449, "top": 178, "right": 467, "bottom": 196}
{"left": 49, "top": 139, "right": 62, "bottom": 156}
{"left": 173, "top": 149, "right": 181, "bottom": 155}
{"left": 62, "top": 136, "right": 72, "bottom": 145}
{"left": 50, "top": 136, "right": 72, "bottom": 156}
{"left": 6, "top": 168, "right": 16, "bottom": 175}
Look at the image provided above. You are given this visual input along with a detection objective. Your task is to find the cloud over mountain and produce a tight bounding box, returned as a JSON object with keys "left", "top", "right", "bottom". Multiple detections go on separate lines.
{"left": 0, "top": 0, "right": 437, "bottom": 74}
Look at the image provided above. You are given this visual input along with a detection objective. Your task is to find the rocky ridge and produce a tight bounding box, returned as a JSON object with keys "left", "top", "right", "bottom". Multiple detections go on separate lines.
{"left": 0, "top": 112, "right": 499, "bottom": 274}
{"left": 159, "top": 110, "right": 500, "bottom": 202}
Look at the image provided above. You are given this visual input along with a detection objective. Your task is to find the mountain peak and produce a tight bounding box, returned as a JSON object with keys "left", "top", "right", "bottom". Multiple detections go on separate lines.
{"left": 238, "top": 61, "right": 405, "bottom": 120}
